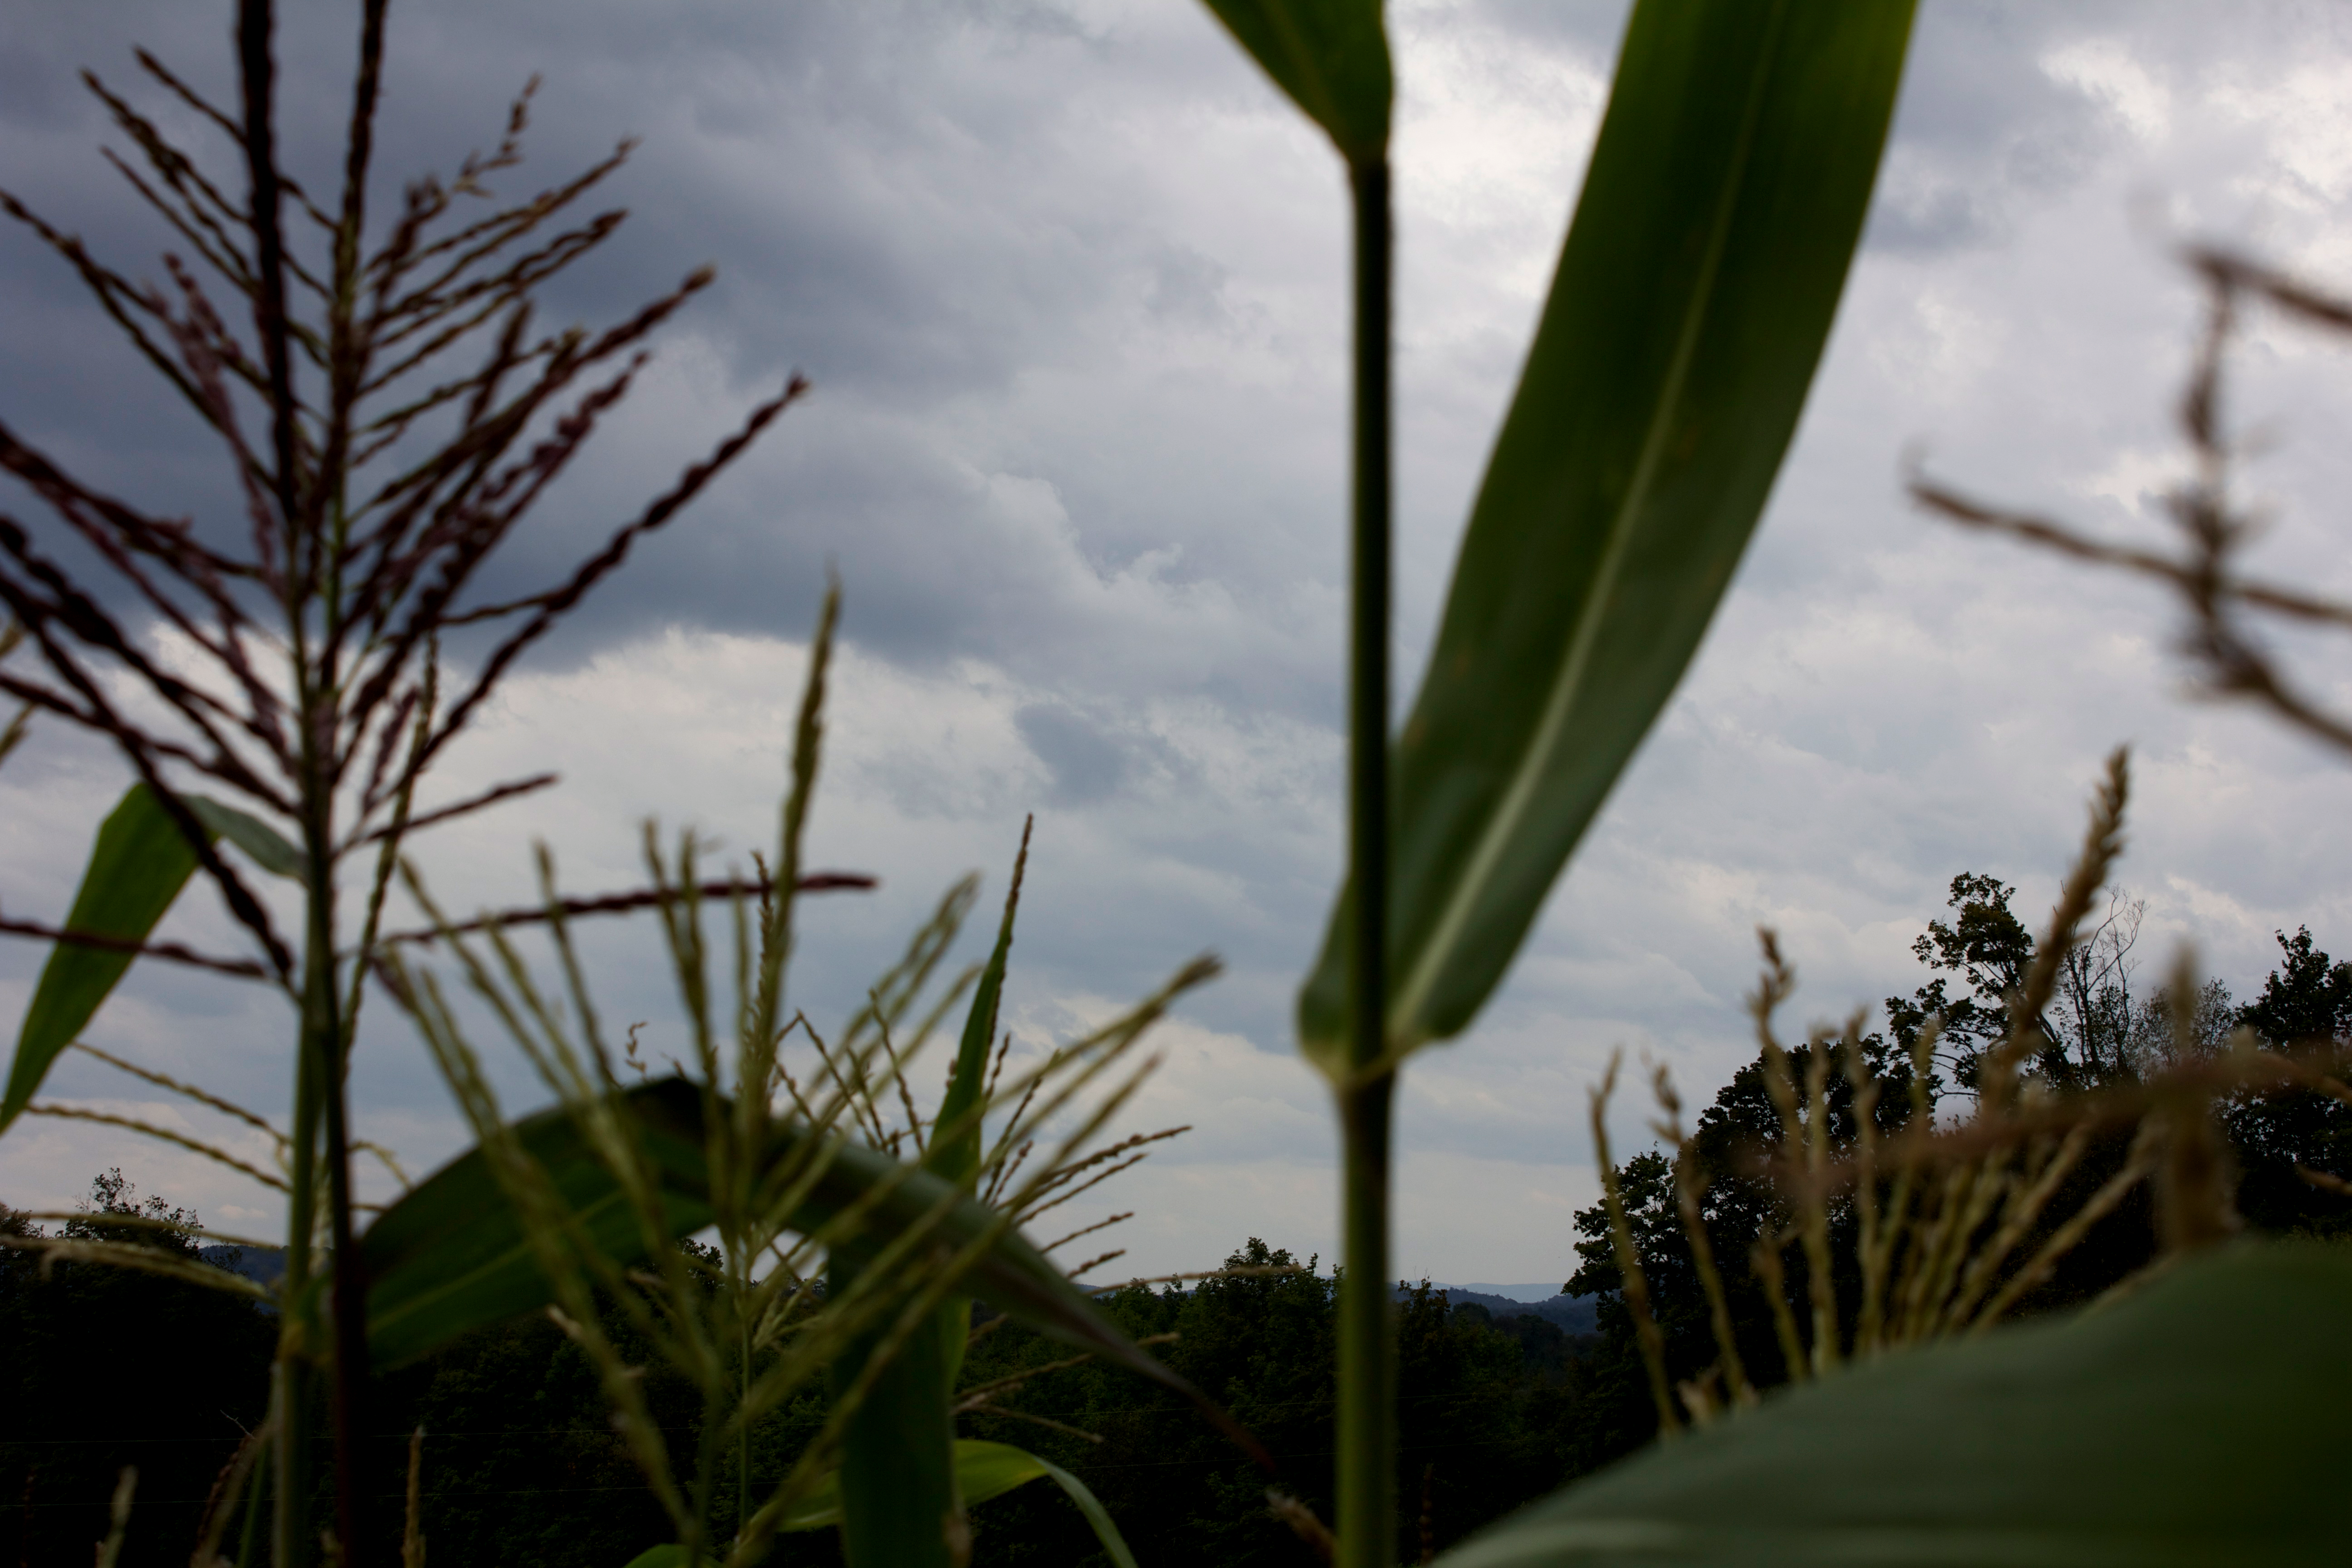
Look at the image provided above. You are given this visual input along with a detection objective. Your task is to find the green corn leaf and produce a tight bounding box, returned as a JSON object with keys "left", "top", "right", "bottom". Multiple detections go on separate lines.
{"left": 1433, "top": 1242, "right": 2349, "bottom": 1567}
{"left": 185, "top": 796, "right": 305, "bottom": 882}
{"left": 617, "top": 1548, "right": 713, "bottom": 1568}
{"left": 5, "top": 784, "right": 208, "bottom": 1132}
{"left": 1, "top": 783, "right": 305, "bottom": 1135}
{"left": 360, "top": 1077, "right": 715, "bottom": 1369}
{"left": 928, "top": 820, "right": 1029, "bottom": 1390}
{"left": 1298, "top": 0, "right": 1918, "bottom": 1072}
{"left": 929, "top": 823, "right": 1025, "bottom": 1191}
{"left": 828, "top": 1237, "right": 960, "bottom": 1568}
{"left": 361, "top": 1079, "right": 1225, "bottom": 1436}
{"left": 772, "top": 1472, "right": 844, "bottom": 1532}
{"left": 781, "top": 1439, "right": 1138, "bottom": 1568}
{"left": 1018, "top": 1446, "right": 1142, "bottom": 1568}
{"left": 1199, "top": 0, "right": 1391, "bottom": 167}
{"left": 829, "top": 827, "right": 1036, "bottom": 1568}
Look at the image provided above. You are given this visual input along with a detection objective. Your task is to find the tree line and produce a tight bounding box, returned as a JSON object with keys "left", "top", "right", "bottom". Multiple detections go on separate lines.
{"left": 1565, "top": 874, "right": 2352, "bottom": 1458}
{"left": 7, "top": 875, "right": 2346, "bottom": 1566}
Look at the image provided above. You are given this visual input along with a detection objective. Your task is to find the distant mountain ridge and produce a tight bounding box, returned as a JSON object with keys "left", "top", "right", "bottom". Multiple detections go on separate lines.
{"left": 1399, "top": 1283, "right": 1598, "bottom": 1336}
{"left": 200, "top": 1244, "right": 285, "bottom": 1287}
{"left": 187, "top": 1245, "right": 1601, "bottom": 1335}
{"left": 1455, "top": 1282, "right": 1570, "bottom": 1302}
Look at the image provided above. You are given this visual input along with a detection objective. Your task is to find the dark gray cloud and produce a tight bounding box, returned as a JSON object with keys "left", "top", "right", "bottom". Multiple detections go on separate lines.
{"left": 1017, "top": 703, "right": 1129, "bottom": 803}
{"left": 9, "top": 2, "right": 2352, "bottom": 1279}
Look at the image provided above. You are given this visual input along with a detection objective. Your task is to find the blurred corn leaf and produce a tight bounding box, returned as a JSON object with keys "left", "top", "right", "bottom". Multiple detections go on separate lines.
{"left": 185, "top": 794, "right": 304, "bottom": 882}
{"left": 363, "top": 1076, "right": 715, "bottom": 1368}
{"left": 781, "top": 1439, "right": 1137, "bottom": 1568}
{"left": 1012, "top": 1444, "right": 1142, "bottom": 1568}
{"left": 928, "top": 838, "right": 1021, "bottom": 1194}
{"left": 827, "top": 1236, "right": 959, "bottom": 1568}
{"left": 1199, "top": 0, "right": 1391, "bottom": 167}
{"left": 362, "top": 1076, "right": 1198, "bottom": 1409}
{"left": 617, "top": 1549, "right": 713, "bottom": 1568}
{"left": 2, "top": 782, "right": 296, "bottom": 1132}
{"left": 1297, "top": 0, "right": 1916, "bottom": 1071}
{"left": 828, "top": 834, "right": 1029, "bottom": 1568}
{"left": 927, "top": 826, "right": 1026, "bottom": 1387}
{"left": 1436, "top": 1244, "right": 2350, "bottom": 1567}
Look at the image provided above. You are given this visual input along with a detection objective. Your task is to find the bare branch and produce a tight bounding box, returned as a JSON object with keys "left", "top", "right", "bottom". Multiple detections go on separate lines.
{"left": 0, "top": 915, "right": 270, "bottom": 980}
{"left": 345, "top": 771, "right": 556, "bottom": 849}
{"left": 368, "top": 872, "right": 875, "bottom": 950}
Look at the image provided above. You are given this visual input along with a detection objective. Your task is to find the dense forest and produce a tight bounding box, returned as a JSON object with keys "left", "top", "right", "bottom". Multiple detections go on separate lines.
{"left": 6, "top": 877, "right": 2346, "bottom": 1567}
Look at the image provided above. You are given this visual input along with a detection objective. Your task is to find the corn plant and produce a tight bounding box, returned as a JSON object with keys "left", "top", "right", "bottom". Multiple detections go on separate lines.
{"left": 1181, "top": 4, "right": 2352, "bottom": 1557}
{"left": 1441, "top": 756, "right": 2351, "bottom": 1564}
{"left": 0, "top": 2, "right": 1233, "bottom": 1563}
{"left": 1592, "top": 751, "right": 2298, "bottom": 1422}
{"left": 1194, "top": 3, "right": 1916, "bottom": 1562}
{"left": 369, "top": 591, "right": 1230, "bottom": 1567}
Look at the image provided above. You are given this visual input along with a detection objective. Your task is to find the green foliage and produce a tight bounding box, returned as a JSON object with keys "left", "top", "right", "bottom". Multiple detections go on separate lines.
{"left": 0, "top": 4, "right": 806, "bottom": 1556}
{"left": 951, "top": 1241, "right": 1602, "bottom": 1568}
{"left": 2235, "top": 926, "right": 2352, "bottom": 1047}
{"left": 183, "top": 795, "right": 305, "bottom": 884}
{"left": 1437, "top": 1243, "right": 2352, "bottom": 1567}
{"left": 1567, "top": 875, "right": 2352, "bottom": 1489}
{"left": 2, "top": 778, "right": 297, "bottom": 1135}
{"left": 1564, "top": 1058, "right": 2157, "bottom": 1459}
{"left": 0, "top": 1177, "right": 274, "bottom": 1568}
{"left": 1, "top": 1214, "right": 1624, "bottom": 1568}
{"left": 1191, "top": 5, "right": 1919, "bottom": 1565}
{"left": 389, "top": 1306, "right": 692, "bottom": 1568}
{"left": 1297, "top": 0, "right": 1919, "bottom": 1070}
{"left": 1886, "top": 872, "right": 2038, "bottom": 1078}
{"left": 2225, "top": 928, "right": 2352, "bottom": 1238}
{"left": 823, "top": 1269, "right": 957, "bottom": 1568}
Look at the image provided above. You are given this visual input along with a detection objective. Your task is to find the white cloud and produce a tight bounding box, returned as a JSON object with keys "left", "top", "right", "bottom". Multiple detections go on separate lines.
{"left": 2043, "top": 38, "right": 2174, "bottom": 146}
{"left": 8, "top": 1, "right": 2352, "bottom": 1284}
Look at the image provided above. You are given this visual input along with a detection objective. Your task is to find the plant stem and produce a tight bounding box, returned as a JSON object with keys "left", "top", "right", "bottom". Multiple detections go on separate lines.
{"left": 1338, "top": 154, "right": 1394, "bottom": 1568}
{"left": 740, "top": 1283, "right": 753, "bottom": 1541}
{"left": 311, "top": 818, "right": 369, "bottom": 1564}
{"left": 278, "top": 953, "right": 320, "bottom": 1568}
{"left": 1335, "top": 1071, "right": 1395, "bottom": 1568}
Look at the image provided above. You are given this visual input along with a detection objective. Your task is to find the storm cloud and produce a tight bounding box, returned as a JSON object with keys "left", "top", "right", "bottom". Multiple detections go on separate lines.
{"left": 5, "top": 1, "right": 2352, "bottom": 1280}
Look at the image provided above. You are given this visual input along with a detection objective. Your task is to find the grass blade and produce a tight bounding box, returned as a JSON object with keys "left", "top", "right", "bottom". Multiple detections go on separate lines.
{"left": 1297, "top": 0, "right": 1917, "bottom": 1070}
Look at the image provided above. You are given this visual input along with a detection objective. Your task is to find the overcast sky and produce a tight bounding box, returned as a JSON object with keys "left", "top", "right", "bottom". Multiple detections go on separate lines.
{"left": 5, "top": 1, "right": 2352, "bottom": 1285}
